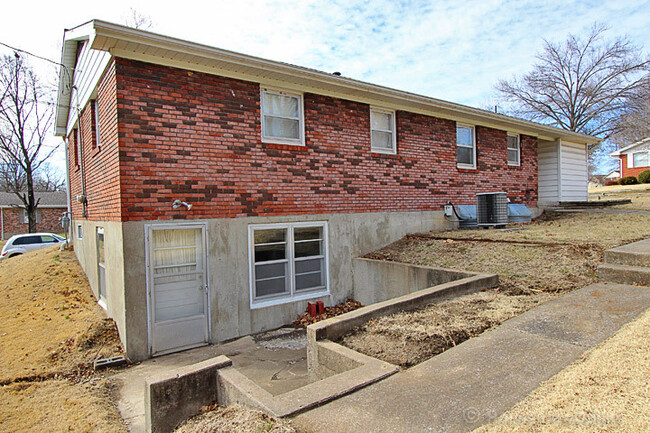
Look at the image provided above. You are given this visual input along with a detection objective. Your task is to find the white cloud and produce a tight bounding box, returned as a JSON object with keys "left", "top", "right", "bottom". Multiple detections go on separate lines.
{"left": 0, "top": 0, "right": 648, "bottom": 175}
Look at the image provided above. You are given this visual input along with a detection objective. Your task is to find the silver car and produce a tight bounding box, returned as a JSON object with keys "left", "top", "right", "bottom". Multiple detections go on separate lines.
{"left": 0, "top": 233, "right": 66, "bottom": 260}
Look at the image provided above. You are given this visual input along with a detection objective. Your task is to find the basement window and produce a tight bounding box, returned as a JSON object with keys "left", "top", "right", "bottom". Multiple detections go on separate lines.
{"left": 260, "top": 88, "right": 304, "bottom": 146}
{"left": 249, "top": 222, "right": 328, "bottom": 308}
{"left": 507, "top": 133, "right": 520, "bottom": 166}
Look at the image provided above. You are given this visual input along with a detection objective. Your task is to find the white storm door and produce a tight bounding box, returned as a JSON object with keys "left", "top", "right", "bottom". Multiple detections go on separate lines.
{"left": 148, "top": 225, "right": 209, "bottom": 356}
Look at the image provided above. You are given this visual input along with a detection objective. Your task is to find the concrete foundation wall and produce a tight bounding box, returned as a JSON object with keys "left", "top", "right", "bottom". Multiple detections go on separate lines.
{"left": 114, "top": 210, "right": 452, "bottom": 361}
{"left": 72, "top": 220, "right": 127, "bottom": 354}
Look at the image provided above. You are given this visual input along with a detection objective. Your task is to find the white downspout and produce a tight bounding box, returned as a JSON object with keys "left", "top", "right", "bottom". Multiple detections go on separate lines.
{"left": 64, "top": 136, "right": 72, "bottom": 241}
{"left": 1, "top": 208, "right": 4, "bottom": 240}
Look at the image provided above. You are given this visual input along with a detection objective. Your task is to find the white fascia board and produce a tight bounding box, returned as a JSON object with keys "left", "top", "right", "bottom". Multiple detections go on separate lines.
{"left": 610, "top": 137, "right": 650, "bottom": 156}
{"left": 85, "top": 19, "right": 600, "bottom": 146}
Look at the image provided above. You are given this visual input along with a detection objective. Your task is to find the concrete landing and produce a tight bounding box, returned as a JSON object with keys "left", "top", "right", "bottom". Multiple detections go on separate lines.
{"left": 113, "top": 328, "right": 308, "bottom": 433}
{"left": 293, "top": 282, "right": 650, "bottom": 433}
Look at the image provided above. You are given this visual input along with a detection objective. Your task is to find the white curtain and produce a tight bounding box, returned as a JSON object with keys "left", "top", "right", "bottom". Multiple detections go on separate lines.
{"left": 153, "top": 229, "right": 201, "bottom": 275}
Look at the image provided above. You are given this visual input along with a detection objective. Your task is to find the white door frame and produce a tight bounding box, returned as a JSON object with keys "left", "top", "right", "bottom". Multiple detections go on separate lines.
{"left": 145, "top": 222, "right": 211, "bottom": 357}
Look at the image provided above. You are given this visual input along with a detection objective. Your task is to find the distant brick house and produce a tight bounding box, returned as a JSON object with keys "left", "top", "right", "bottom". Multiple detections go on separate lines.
{"left": 0, "top": 191, "right": 67, "bottom": 239}
{"left": 55, "top": 20, "right": 598, "bottom": 361}
{"left": 610, "top": 138, "right": 650, "bottom": 179}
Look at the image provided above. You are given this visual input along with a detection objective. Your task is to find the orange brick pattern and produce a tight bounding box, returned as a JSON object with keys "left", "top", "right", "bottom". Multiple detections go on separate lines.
{"left": 68, "top": 58, "right": 538, "bottom": 222}
{"left": 619, "top": 155, "right": 650, "bottom": 178}
{"left": 1, "top": 207, "right": 66, "bottom": 238}
{"left": 68, "top": 62, "right": 122, "bottom": 221}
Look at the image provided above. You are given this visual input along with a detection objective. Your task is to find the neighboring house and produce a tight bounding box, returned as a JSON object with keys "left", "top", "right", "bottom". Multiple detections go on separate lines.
{"left": 605, "top": 170, "right": 620, "bottom": 180}
{"left": 0, "top": 191, "right": 67, "bottom": 239}
{"left": 54, "top": 20, "right": 599, "bottom": 361}
{"left": 588, "top": 175, "right": 606, "bottom": 188}
{"left": 610, "top": 138, "right": 650, "bottom": 178}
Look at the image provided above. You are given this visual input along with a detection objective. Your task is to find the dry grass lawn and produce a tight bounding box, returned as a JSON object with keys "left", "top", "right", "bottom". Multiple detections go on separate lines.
{"left": 473, "top": 307, "right": 650, "bottom": 433}
{"left": 343, "top": 212, "right": 650, "bottom": 367}
{"left": 589, "top": 183, "right": 650, "bottom": 210}
{"left": 0, "top": 380, "right": 127, "bottom": 433}
{"left": 0, "top": 246, "right": 123, "bottom": 381}
{"left": 0, "top": 246, "right": 127, "bottom": 433}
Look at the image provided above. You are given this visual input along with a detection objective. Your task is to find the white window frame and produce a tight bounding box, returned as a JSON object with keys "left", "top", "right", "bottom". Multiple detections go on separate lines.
{"left": 632, "top": 151, "right": 649, "bottom": 167}
{"left": 457, "top": 124, "right": 477, "bottom": 169}
{"left": 92, "top": 99, "right": 101, "bottom": 149}
{"left": 248, "top": 221, "right": 329, "bottom": 309}
{"left": 260, "top": 87, "right": 305, "bottom": 146}
{"left": 77, "top": 224, "right": 83, "bottom": 240}
{"left": 370, "top": 107, "right": 397, "bottom": 154}
{"left": 507, "top": 133, "right": 520, "bottom": 166}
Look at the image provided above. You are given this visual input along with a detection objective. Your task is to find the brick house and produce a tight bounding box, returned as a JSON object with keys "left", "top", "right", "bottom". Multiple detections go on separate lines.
{"left": 55, "top": 21, "right": 598, "bottom": 361}
{"left": 0, "top": 191, "right": 67, "bottom": 239}
{"left": 610, "top": 138, "right": 650, "bottom": 179}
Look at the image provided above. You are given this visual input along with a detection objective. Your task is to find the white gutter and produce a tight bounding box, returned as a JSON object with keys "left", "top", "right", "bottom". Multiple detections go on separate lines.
{"left": 57, "top": 19, "right": 600, "bottom": 146}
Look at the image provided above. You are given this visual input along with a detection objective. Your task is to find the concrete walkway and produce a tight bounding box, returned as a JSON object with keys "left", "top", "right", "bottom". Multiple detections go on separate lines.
{"left": 293, "top": 281, "right": 650, "bottom": 433}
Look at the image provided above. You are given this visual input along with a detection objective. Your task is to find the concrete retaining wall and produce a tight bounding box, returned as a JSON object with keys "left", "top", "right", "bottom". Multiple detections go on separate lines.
{"left": 145, "top": 356, "right": 232, "bottom": 433}
{"left": 307, "top": 269, "right": 498, "bottom": 379}
{"left": 352, "top": 258, "right": 473, "bottom": 305}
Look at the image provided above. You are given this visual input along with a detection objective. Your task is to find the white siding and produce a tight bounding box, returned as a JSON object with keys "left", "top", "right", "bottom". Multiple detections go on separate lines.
{"left": 560, "top": 141, "right": 588, "bottom": 201}
{"left": 66, "top": 41, "right": 112, "bottom": 134}
{"left": 538, "top": 140, "right": 559, "bottom": 204}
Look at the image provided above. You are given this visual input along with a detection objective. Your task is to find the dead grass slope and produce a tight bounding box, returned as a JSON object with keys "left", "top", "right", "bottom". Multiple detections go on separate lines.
{"left": 0, "top": 379, "right": 127, "bottom": 433}
{"left": 473, "top": 306, "right": 650, "bottom": 433}
{"left": 0, "top": 246, "right": 123, "bottom": 382}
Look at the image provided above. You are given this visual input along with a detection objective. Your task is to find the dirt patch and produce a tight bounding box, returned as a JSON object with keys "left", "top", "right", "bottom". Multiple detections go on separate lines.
{"left": 0, "top": 379, "right": 128, "bottom": 433}
{"left": 174, "top": 404, "right": 297, "bottom": 433}
{"left": 0, "top": 246, "right": 123, "bottom": 381}
{"left": 341, "top": 290, "right": 552, "bottom": 367}
{"left": 473, "top": 305, "right": 650, "bottom": 432}
{"left": 344, "top": 212, "right": 650, "bottom": 367}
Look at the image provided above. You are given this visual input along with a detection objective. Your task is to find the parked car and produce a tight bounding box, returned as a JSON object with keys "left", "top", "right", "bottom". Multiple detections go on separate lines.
{"left": 0, "top": 233, "right": 66, "bottom": 260}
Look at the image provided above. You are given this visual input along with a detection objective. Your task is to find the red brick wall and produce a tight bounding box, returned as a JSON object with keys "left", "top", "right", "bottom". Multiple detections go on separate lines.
{"left": 620, "top": 155, "right": 650, "bottom": 178}
{"left": 68, "top": 61, "right": 122, "bottom": 222}
{"left": 1, "top": 207, "right": 66, "bottom": 238}
{"left": 114, "top": 58, "right": 538, "bottom": 222}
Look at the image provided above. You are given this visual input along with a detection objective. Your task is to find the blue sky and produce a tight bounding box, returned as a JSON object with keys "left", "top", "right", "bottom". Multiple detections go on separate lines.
{"left": 1, "top": 0, "right": 649, "bottom": 173}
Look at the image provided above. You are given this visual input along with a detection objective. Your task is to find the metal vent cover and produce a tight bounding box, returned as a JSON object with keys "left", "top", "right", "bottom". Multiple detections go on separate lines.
{"left": 476, "top": 192, "right": 508, "bottom": 226}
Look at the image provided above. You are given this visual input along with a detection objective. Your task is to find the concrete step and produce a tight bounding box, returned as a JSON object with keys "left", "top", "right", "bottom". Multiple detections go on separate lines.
{"left": 598, "top": 263, "right": 650, "bottom": 286}
{"left": 604, "top": 239, "right": 650, "bottom": 267}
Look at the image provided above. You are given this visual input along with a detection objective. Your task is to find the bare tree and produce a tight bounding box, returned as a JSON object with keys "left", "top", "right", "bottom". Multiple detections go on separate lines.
{"left": 496, "top": 24, "right": 649, "bottom": 142}
{"left": 611, "top": 80, "right": 650, "bottom": 145}
{"left": 0, "top": 54, "right": 58, "bottom": 232}
{"left": 124, "top": 8, "right": 154, "bottom": 30}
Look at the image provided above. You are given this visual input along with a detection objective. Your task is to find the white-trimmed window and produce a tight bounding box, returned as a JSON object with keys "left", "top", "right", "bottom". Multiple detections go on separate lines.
{"left": 249, "top": 222, "right": 328, "bottom": 307}
{"left": 457, "top": 124, "right": 476, "bottom": 169}
{"left": 260, "top": 88, "right": 304, "bottom": 146}
{"left": 370, "top": 108, "right": 396, "bottom": 154}
{"left": 77, "top": 224, "right": 83, "bottom": 239}
{"left": 507, "top": 133, "right": 520, "bottom": 166}
{"left": 92, "top": 99, "right": 101, "bottom": 148}
{"left": 632, "top": 151, "right": 649, "bottom": 167}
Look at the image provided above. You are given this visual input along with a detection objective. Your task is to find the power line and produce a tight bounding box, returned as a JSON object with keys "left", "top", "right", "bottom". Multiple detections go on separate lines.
{"left": 0, "top": 41, "right": 68, "bottom": 69}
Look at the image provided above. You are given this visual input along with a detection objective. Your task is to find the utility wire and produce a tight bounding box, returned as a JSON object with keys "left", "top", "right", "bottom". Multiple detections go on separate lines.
{"left": 0, "top": 41, "right": 69, "bottom": 69}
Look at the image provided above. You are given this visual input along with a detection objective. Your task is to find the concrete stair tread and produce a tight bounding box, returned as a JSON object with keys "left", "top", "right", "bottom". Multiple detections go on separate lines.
{"left": 598, "top": 262, "right": 650, "bottom": 286}
{"left": 605, "top": 239, "right": 650, "bottom": 267}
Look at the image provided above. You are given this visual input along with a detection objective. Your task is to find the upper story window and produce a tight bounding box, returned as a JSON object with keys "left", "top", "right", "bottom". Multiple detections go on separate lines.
{"left": 260, "top": 88, "right": 304, "bottom": 146}
{"left": 72, "top": 128, "right": 80, "bottom": 168}
{"left": 507, "top": 133, "right": 520, "bottom": 166}
{"left": 370, "top": 108, "right": 396, "bottom": 154}
{"left": 91, "top": 99, "right": 101, "bottom": 149}
{"left": 457, "top": 124, "right": 476, "bottom": 169}
{"left": 632, "top": 151, "right": 649, "bottom": 167}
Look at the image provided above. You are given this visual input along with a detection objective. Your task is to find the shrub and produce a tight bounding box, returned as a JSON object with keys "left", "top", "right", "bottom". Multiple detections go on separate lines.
{"left": 619, "top": 176, "right": 638, "bottom": 185}
{"left": 638, "top": 169, "right": 650, "bottom": 184}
